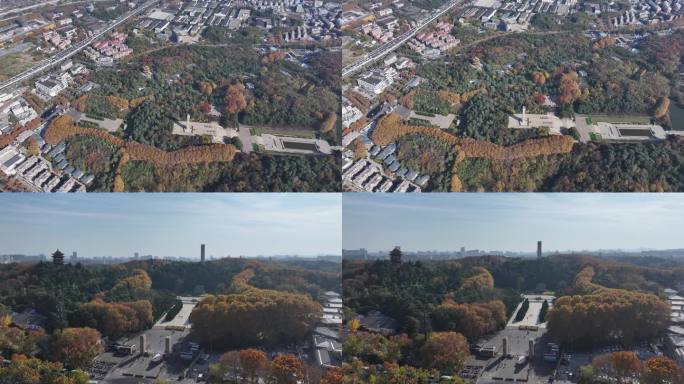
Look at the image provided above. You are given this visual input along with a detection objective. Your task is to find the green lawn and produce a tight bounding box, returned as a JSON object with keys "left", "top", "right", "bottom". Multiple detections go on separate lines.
{"left": 0, "top": 53, "right": 39, "bottom": 78}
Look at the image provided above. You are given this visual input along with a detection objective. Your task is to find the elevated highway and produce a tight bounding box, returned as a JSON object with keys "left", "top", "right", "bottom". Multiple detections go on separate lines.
{"left": 342, "top": 0, "right": 466, "bottom": 79}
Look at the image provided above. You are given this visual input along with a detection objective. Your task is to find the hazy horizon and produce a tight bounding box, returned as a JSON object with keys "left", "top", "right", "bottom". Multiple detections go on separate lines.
{"left": 0, "top": 194, "right": 342, "bottom": 258}
{"left": 343, "top": 246, "right": 684, "bottom": 254}
{"left": 343, "top": 194, "right": 684, "bottom": 253}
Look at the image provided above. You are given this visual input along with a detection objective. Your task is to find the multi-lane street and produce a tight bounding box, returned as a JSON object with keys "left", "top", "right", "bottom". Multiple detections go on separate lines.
{"left": 0, "top": 0, "right": 158, "bottom": 92}
{"left": 341, "top": 0, "right": 466, "bottom": 78}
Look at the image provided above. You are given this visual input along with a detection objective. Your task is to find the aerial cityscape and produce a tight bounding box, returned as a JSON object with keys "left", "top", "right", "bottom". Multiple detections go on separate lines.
{"left": 3, "top": 0, "right": 684, "bottom": 382}
{"left": 341, "top": 0, "right": 684, "bottom": 192}
{"left": 0, "top": 0, "right": 342, "bottom": 192}
{"left": 0, "top": 193, "right": 342, "bottom": 383}
{"left": 1, "top": 0, "right": 684, "bottom": 191}
{"left": 342, "top": 193, "right": 684, "bottom": 383}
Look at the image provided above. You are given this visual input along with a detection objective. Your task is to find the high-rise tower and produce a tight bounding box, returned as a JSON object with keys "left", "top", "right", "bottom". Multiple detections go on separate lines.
{"left": 201, "top": 243, "right": 205, "bottom": 263}
{"left": 537, "top": 241, "right": 542, "bottom": 259}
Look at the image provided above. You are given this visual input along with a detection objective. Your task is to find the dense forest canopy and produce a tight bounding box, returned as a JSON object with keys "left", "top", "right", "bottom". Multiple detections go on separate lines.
{"left": 87, "top": 45, "right": 340, "bottom": 144}
{"left": 43, "top": 43, "right": 344, "bottom": 193}
{"left": 0, "top": 257, "right": 339, "bottom": 383}
{"left": 0, "top": 258, "right": 339, "bottom": 337}
{"left": 547, "top": 265, "right": 670, "bottom": 346}
{"left": 373, "top": 27, "right": 684, "bottom": 192}
{"left": 344, "top": 254, "right": 682, "bottom": 342}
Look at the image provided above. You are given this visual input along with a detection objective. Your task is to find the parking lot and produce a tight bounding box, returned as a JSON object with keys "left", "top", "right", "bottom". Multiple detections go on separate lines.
{"left": 464, "top": 298, "right": 663, "bottom": 384}
{"left": 462, "top": 295, "right": 559, "bottom": 384}
{"left": 90, "top": 295, "right": 323, "bottom": 383}
{"left": 94, "top": 297, "right": 206, "bottom": 384}
{"left": 465, "top": 322, "right": 555, "bottom": 383}
{"left": 94, "top": 328, "right": 193, "bottom": 382}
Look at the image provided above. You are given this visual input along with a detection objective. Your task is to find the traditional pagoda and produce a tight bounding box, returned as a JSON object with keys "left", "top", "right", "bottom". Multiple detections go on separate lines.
{"left": 390, "top": 246, "right": 402, "bottom": 264}
{"left": 51, "top": 249, "right": 65, "bottom": 266}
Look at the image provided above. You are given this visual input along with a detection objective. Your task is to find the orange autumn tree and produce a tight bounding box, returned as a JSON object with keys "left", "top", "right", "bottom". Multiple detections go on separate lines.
{"left": 0, "top": 118, "right": 43, "bottom": 149}
{"left": 320, "top": 367, "right": 342, "bottom": 384}
{"left": 572, "top": 265, "right": 603, "bottom": 294}
{"left": 129, "top": 95, "right": 154, "bottom": 108}
{"left": 612, "top": 351, "right": 642, "bottom": 383}
{"left": 531, "top": 71, "right": 547, "bottom": 85}
{"left": 261, "top": 51, "right": 286, "bottom": 65}
{"left": 107, "top": 269, "right": 152, "bottom": 299}
{"left": 547, "top": 267, "right": 669, "bottom": 346}
{"left": 124, "top": 141, "right": 237, "bottom": 165}
{"left": 0, "top": 323, "right": 47, "bottom": 356}
{"left": 432, "top": 300, "right": 507, "bottom": 340}
{"left": 399, "top": 90, "right": 416, "bottom": 109}
{"left": 347, "top": 117, "right": 368, "bottom": 133}
{"left": 370, "top": 113, "right": 574, "bottom": 192}
{"left": 199, "top": 81, "right": 215, "bottom": 95}
{"left": 239, "top": 348, "right": 269, "bottom": 384}
{"left": 654, "top": 97, "right": 670, "bottom": 119}
{"left": 351, "top": 137, "right": 367, "bottom": 160}
{"left": 320, "top": 113, "right": 337, "bottom": 136}
{"left": 44, "top": 115, "right": 125, "bottom": 147}
{"left": 224, "top": 83, "right": 248, "bottom": 115}
{"left": 51, "top": 327, "right": 104, "bottom": 370}
{"left": 271, "top": 354, "right": 304, "bottom": 384}
{"left": 372, "top": 113, "right": 574, "bottom": 161}
{"left": 419, "top": 331, "right": 469, "bottom": 373}
{"left": 44, "top": 115, "right": 237, "bottom": 168}
{"left": 459, "top": 267, "right": 494, "bottom": 291}
{"left": 79, "top": 300, "right": 152, "bottom": 338}
{"left": 189, "top": 269, "right": 321, "bottom": 348}
{"left": 437, "top": 90, "right": 461, "bottom": 105}
{"left": 25, "top": 137, "right": 41, "bottom": 156}
{"left": 643, "top": 356, "right": 684, "bottom": 384}
{"left": 592, "top": 36, "right": 616, "bottom": 51}
{"left": 106, "top": 96, "right": 129, "bottom": 110}
{"left": 0, "top": 354, "right": 88, "bottom": 384}
{"left": 348, "top": 318, "right": 361, "bottom": 333}
{"left": 72, "top": 95, "right": 88, "bottom": 112}
{"left": 558, "top": 71, "right": 581, "bottom": 105}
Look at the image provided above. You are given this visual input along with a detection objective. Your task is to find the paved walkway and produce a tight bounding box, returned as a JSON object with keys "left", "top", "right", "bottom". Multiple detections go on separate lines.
{"left": 238, "top": 125, "right": 252, "bottom": 154}
{"left": 154, "top": 297, "right": 200, "bottom": 329}
{"left": 574, "top": 115, "right": 592, "bottom": 143}
{"left": 506, "top": 294, "right": 555, "bottom": 328}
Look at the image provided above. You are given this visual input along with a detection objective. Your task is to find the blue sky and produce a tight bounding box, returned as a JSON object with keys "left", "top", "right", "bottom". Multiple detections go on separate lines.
{"left": 0, "top": 194, "right": 341, "bottom": 258}
{"left": 343, "top": 194, "right": 684, "bottom": 252}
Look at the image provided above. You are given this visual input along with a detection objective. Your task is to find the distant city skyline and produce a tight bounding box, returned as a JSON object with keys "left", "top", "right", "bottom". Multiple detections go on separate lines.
{"left": 343, "top": 194, "right": 684, "bottom": 253}
{"left": 0, "top": 194, "right": 341, "bottom": 258}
